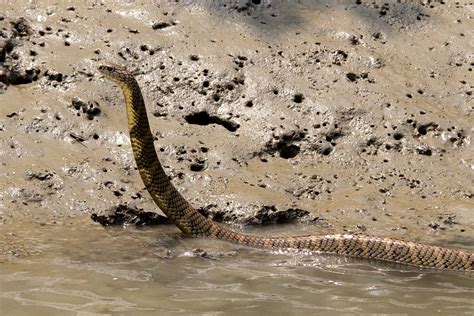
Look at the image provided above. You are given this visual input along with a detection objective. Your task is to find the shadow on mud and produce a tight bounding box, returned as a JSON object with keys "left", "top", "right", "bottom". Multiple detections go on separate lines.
{"left": 173, "top": 0, "right": 433, "bottom": 35}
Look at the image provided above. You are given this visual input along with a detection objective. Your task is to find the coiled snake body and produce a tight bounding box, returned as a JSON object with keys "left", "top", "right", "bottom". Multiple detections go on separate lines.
{"left": 98, "top": 62, "right": 473, "bottom": 271}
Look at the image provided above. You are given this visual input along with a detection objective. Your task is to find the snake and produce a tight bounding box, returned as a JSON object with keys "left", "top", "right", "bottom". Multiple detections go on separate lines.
{"left": 97, "top": 62, "right": 473, "bottom": 271}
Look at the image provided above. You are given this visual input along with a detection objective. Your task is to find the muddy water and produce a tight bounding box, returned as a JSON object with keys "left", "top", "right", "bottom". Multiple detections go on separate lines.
{"left": 1, "top": 219, "right": 472, "bottom": 315}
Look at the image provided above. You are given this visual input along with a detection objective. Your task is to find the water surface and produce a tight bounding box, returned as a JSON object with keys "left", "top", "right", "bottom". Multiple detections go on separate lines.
{"left": 1, "top": 222, "right": 472, "bottom": 315}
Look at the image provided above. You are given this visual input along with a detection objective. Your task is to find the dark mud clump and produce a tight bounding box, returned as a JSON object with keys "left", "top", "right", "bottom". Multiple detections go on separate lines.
{"left": 0, "top": 17, "right": 42, "bottom": 89}
{"left": 198, "top": 204, "right": 316, "bottom": 225}
{"left": 91, "top": 204, "right": 170, "bottom": 226}
{"left": 243, "top": 205, "right": 314, "bottom": 225}
{"left": 263, "top": 129, "right": 307, "bottom": 159}
{"left": 71, "top": 97, "right": 101, "bottom": 120}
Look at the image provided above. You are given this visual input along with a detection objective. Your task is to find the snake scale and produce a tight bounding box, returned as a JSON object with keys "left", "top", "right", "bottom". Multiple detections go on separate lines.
{"left": 98, "top": 62, "right": 473, "bottom": 271}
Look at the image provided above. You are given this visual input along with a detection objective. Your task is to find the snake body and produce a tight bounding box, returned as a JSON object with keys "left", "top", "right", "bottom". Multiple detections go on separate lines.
{"left": 98, "top": 62, "right": 473, "bottom": 271}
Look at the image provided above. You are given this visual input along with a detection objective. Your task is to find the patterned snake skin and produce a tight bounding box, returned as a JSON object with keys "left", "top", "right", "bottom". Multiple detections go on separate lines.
{"left": 98, "top": 62, "right": 473, "bottom": 271}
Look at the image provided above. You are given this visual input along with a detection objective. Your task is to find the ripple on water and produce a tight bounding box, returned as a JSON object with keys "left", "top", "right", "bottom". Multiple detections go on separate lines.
{"left": 0, "top": 225, "right": 473, "bottom": 315}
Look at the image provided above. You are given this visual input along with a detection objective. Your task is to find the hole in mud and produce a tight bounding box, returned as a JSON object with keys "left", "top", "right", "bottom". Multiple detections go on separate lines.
{"left": 393, "top": 133, "right": 404, "bottom": 140}
{"left": 190, "top": 162, "right": 205, "bottom": 172}
{"left": 184, "top": 111, "right": 239, "bottom": 132}
{"left": 278, "top": 144, "right": 300, "bottom": 159}
{"left": 293, "top": 93, "right": 304, "bottom": 103}
{"left": 417, "top": 123, "right": 437, "bottom": 135}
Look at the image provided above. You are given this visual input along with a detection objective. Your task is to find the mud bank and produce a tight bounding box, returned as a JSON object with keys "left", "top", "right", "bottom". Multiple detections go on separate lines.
{"left": 0, "top": 1, "right": 473, "bottom": 259}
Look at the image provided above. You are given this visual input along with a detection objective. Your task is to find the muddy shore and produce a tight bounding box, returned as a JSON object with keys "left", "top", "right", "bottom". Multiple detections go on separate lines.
{"left": 1, "top": 1, "right": 473, "bottom": 259}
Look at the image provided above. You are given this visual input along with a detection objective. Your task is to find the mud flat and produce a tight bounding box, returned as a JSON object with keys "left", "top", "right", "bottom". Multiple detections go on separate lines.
{"left": 1, "top": 1, "right": 473, "bottom": 314}
{"left": 1, "top": 0, "right": 472, "bottom": 264}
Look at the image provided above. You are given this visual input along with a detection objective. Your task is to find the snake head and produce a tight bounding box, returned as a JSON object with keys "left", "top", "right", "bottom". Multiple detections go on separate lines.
{"left": 97, "top": 62, "right": 132, "bottom": 83}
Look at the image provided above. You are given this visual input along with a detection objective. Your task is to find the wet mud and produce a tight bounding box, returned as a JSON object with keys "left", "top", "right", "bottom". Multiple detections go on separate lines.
{"left": 1, "top": 1, "right": 474, "bottom": 314}
{"left": 1, "top": 0, "right": 473, "bottom": 260}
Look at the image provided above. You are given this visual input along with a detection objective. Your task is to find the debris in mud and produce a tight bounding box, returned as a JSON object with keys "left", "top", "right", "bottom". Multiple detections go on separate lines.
{"left": 11, "top": 17, "right": 32, "bottom": 37}
{"left": 427, "top": 222, "right": 446, "bottom": 231}
{"left": 45, "top": 69, "right": 64, "bottom": 83}
{"left": 197, "top": 204, "right": 238, "bottom": 223}
{"left": 26, "top": 170, "right": 53, "bottom": 181}
{"left": 0, "top": 17, "right": 44, "bottom": 87}
{"left": 71, "top": 97, "right": 101, "bottom": 120}
{"left": 416, "top": 122, "right": 438, "bottom": 136}
{"left": 198, "top": 204, "right": 315, "bottom": 225}
{"left": 416, "top": 145, "right": 432, "bottom": 156}
{"left": 3, "top": 63, "right": 41, "bottom": 85}
{"left": 440, "top": 214, "right": 459, "bottom": 226}
{"left": 243, "top": 206, "right": 313, "bottom": 225}
{"left": 0, "top": 39, "right": 14, "bottom": 62}
{"left": 263, "top": 129, "right": 306, "bottom": 159}
{"left": 91, "top": 204, "right": 171, "bottom": 227}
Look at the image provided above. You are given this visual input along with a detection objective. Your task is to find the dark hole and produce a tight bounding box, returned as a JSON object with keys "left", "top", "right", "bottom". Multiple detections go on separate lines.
{"left": 293, "top": 93, "right": 304, "bottom": 103}
{"left": 319, "top": 146, "right": 333, "bottom": 156}
{"left": 393, "top": 133, "right": 404, "bottom": 140}
{"left": 346, "top": 72, "right": 358, "bottom": 82}
{"left": 190, "top": 163, "right": 205, "bottom": 172}
{"left": 184, "top": 111, "right": 239, "bottom": 132}
{"left": 279, "top": 144, "right": 300, "bottom": 159}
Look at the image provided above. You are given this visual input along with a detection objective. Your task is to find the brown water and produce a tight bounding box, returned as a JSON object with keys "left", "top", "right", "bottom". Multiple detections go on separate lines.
{"left": 1, "top": 220, "right": 473, "bottom": 315}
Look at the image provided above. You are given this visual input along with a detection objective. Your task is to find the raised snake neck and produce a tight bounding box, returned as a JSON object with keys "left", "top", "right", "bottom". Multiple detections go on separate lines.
{"left": 98, "top": 62, "right": 473, "bottom": 271}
